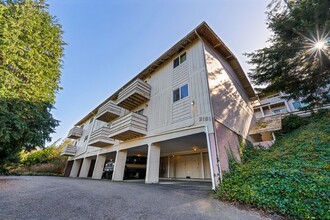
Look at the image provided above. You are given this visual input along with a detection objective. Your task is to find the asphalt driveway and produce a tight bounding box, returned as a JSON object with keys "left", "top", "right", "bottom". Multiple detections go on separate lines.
{"left": 0, "top": 176, "right": 269, "bottom": 220}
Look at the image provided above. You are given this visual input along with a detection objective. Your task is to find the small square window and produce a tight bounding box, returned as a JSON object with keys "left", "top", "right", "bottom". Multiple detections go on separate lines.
{"left": 181, "top": 84, "right": 188, "bottom": 99}
{"left": 173, "top": 57, "right": 179, "bottom": 68}
{"left": 180, "top": 52, "right": 186, "bottom": 63}
{"left": 173, "top": 88, "right": 180, "bottom": 102}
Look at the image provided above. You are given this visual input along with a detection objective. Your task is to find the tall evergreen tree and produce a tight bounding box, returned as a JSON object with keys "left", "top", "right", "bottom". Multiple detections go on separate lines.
{"left": 246, "top": 0, "right": 330, "bottom": 104}
{"left": 0, "top": 0, "right": 64, "bottom": 166}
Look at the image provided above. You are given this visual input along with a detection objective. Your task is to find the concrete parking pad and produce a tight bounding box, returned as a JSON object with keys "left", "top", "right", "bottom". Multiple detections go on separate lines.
{"left": 0, "top": 176, "right": 270, "bottom": 220}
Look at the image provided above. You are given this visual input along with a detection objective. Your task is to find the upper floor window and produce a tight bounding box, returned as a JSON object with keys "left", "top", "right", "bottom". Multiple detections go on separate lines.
{"left": 292, "top": 101, "right": 308, "bottom": 109}
{"left": 173, "top": 84, "right": 189, "bottom": 102}
{"left": 273, "top": 109, "right": 284, "bottom": 113}
{"left": 292, "top": 101, "right": 301, "bottom": 109}
{"left": 173, "top": 52, "right": 186, "bottom": 68}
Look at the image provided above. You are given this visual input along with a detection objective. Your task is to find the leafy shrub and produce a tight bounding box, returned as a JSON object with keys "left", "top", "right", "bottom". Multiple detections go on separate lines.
{"left": 20, "top": 147, "right": 59, "bottom": 166}
{"left": 216, "top": 110, "right": 330, "bottom": 219}
{"left": 280, "top": 114, "right": 307, "bottom": 134}
{"left": 6, "top": 139, "right": 72, "bottom": 176}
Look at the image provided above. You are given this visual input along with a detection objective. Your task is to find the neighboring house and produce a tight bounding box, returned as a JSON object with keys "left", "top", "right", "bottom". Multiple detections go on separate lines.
{"left": 61, "top": 22, "right": 256, "bottom": 189}
{"left": 252, "top": 92, "right": 309, "bottom": 119}
{"left": 249, "top": 91, "right": 330, "bottom": 148}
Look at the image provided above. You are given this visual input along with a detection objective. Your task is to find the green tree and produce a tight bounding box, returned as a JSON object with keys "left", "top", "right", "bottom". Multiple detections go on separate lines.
{"left": 0, "top": 0, "right": 64, "bottom": 167}
{"left": 246, "top": 0, "right": 330, "bottom": 105}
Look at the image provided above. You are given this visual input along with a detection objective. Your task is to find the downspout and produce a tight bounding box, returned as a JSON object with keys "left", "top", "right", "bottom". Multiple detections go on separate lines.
{"left": 205, "top": 126, "right": 216, "bottom": 190}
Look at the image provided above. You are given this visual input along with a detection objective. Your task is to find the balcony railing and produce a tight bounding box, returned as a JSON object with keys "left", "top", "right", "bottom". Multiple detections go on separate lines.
{"left": 67, "top": 127, "right": 83, "bottom": 139}
{"left": 116, "top": 78, "right": 151, "bottom": 110}
{"left": 108, "top": 112, "right": 147, "bottom": 141}
{"left": 89, "top": 126, "right": 116, "bottom": 147}
{"left": 61, "top": 145, "right": 77, "bottom": 156}
{"left": 259, "top": 96, "right": 285, "bottom": 105}
{"left": 96, "top": 101, "right": 122, "bottom": 122}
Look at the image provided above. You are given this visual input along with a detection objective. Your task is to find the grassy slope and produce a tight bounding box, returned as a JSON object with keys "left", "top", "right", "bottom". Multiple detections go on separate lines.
{"left": 216, "top": 112, "right": 330, "bottom": 219}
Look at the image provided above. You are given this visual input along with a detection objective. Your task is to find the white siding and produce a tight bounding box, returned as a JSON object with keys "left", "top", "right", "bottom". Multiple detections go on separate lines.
{"left": 172, "top": 97, "right": 191, "bottom": 123}
{"left": 142, "top": 40, "right": 213, "bottom": 134}
{"left": 173, "top": 59, "right": 189, "bottom": 87}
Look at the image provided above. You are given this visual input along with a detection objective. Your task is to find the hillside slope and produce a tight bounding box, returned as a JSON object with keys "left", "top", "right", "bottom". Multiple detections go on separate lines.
{"left": 216, "top": 111, "right": 330, "bottom": 219}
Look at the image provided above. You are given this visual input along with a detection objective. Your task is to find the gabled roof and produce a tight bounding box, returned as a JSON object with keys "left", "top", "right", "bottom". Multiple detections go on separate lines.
{"left": 75, "top": 22, "right": 255, "bottom": 126}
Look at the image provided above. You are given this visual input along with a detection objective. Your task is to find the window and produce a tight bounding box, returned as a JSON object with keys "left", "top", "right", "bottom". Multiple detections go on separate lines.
{"left": 173, "top": 84, "right": 189, "bottom": 102}
{"left": 273, "top": 109, "right": 281, "bottom": 113}
{"left": 173, "top": 88, "right": 180, "bottom": 102}
{"left": 173, "top": 52, "right": 186, "bottom": 68}
{"left": 180, "top": 53, "right": 186, "bottom": 63}
{"left": 173, "top": 57, "right": 180, "bottom": 68}
{"left": 181, "top": 84, "right": 188, "bottom": 99}
{"left": 84, "top": 135, "right": 88, "bottom": 142}
{"left": 292, "top": 101, "right": 302, "bottom": 109}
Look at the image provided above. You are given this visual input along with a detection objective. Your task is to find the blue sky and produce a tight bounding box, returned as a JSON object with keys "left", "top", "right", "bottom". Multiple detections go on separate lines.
{"left": 47, "top": 0, "right": 271, "bottom": 144}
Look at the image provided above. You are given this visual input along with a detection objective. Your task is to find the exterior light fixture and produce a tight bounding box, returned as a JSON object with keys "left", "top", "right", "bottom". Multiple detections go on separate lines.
{"left": 193, "top": 146, "right": 198, "bottom": 151}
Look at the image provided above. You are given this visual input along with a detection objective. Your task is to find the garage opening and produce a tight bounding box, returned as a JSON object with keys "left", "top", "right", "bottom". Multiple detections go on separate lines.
{"left": 159, "top": 132, "right": 211, "bottom": 181}
{"left": 101, "top": 152, "right": 117, "bottom": 180}
{"left": 125, "top": 145, "right": 148, "bottom": 180}
{"left": 63, "top": 160, "right": 74, "bottom": 177}
{"left": 87, "top": 157, "right": 96, "bottom": 177}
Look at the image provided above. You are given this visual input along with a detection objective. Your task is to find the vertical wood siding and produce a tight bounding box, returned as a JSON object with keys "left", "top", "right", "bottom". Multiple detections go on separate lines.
{"left": 145, "top": 40, "right": 212, "bottom": 134}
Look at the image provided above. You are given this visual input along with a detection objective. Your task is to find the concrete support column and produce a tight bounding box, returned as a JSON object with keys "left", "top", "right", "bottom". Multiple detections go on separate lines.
{"left": 79, "top": 157, "right": 92, "bottom": 178}
{"left": 92, "top": 154, "right": 106, "bottom": 179}
{"left": 112, "top": 150, "right": 127, "bottom": 181}
{"left": 145, "top": 143, "right": 160, "bottom": 184}
{"left": 70, "top": 159, "right": 82, "bottom": 177}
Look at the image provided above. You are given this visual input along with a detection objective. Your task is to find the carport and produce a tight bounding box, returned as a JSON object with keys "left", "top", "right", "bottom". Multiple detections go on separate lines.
{"left": 91, "top": 151, "right": 116, "bottom": 179}
{"left": 159, "top": 132, "right": 211, "bottom": 181}
{"left": 112, "top": 145, "right": 149, "bottom": 181}
{"left": 79, "top": 155, "right": 97, "bottom": 178}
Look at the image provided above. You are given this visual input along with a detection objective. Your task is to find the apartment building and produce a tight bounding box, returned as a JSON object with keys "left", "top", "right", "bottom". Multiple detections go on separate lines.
{"left": 61, "top": 22, "right": 256, "bottom": 189}
{"left": 249, "top": 91, "right": 330, "bottom": 147}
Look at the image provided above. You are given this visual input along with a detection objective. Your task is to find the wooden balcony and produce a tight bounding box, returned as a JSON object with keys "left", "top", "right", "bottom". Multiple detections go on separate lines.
{"left": 116, "top": 79, "right": 151, "bottom": 110}
{"left": 89, "top": 126, "right": 116, "bottom": 147}
{"left": 61, "top": 145, "right": 77, "bottom": 156}
{"left": 108, "top": 112, "right": 148, "bottom": 141}
{"left": 96, "top": 101, "right": 122, "bottom": 122}
{"left": 67, "top": 127, "right": 83, "bottom": 139}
